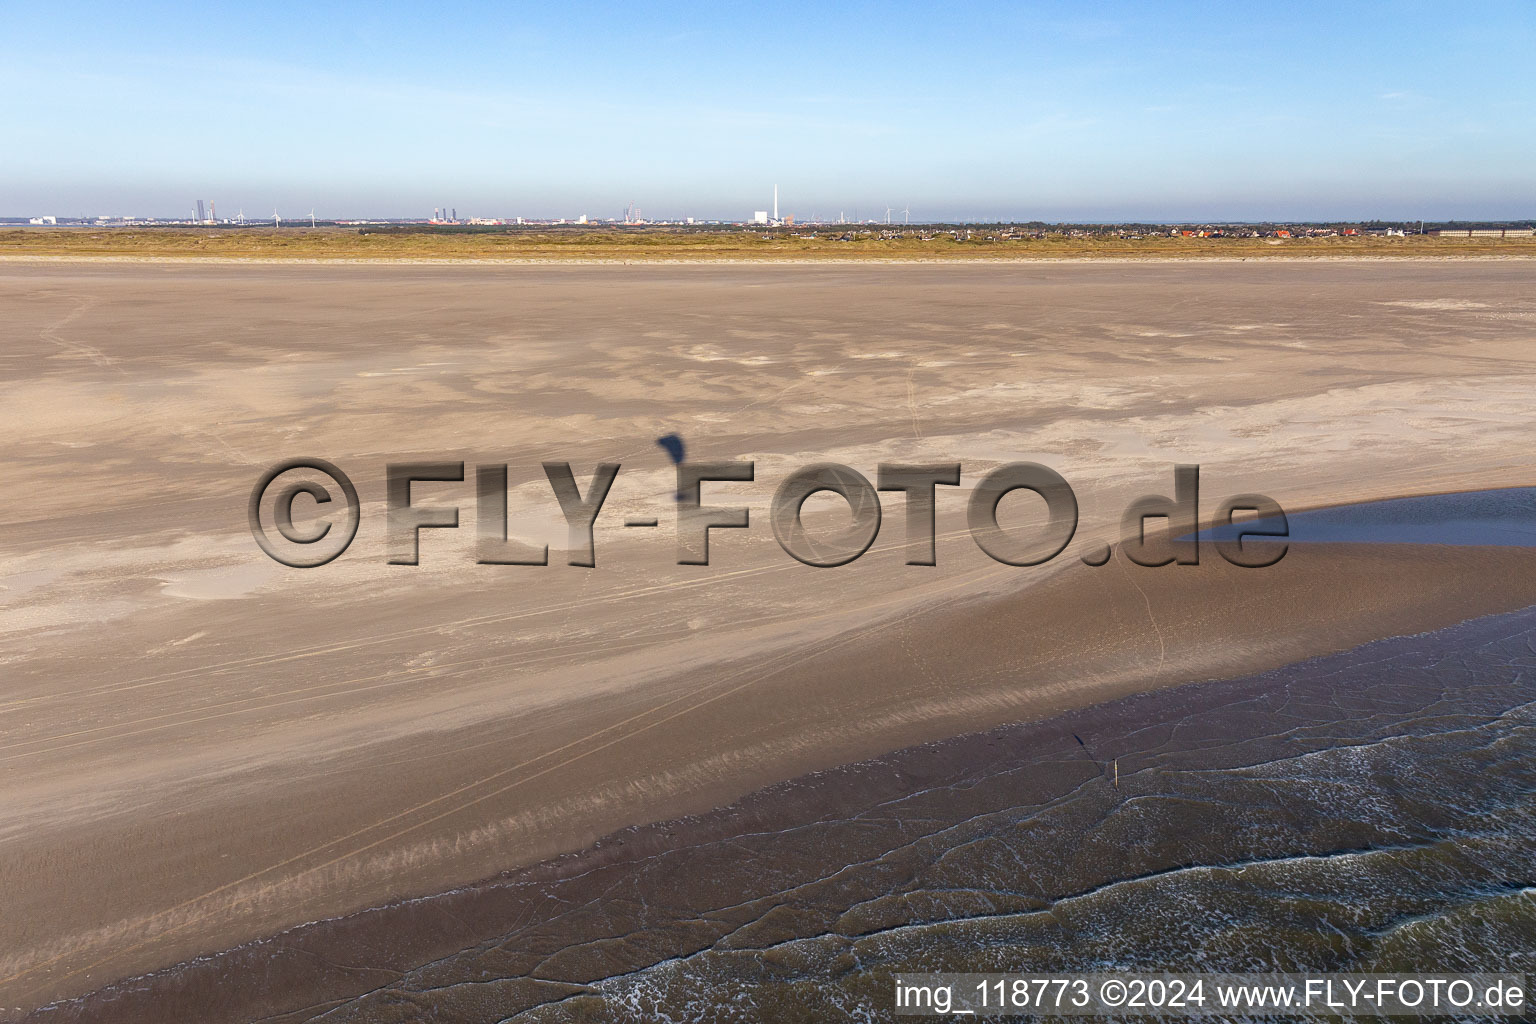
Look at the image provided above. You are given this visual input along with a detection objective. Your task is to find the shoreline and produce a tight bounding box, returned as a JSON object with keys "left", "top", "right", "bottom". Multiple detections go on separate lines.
{"left": 11, "top": 531, "right": 1536, "bottom": 1016}
{"left": 27, "top": 594, "right": 1536, "bottom": 1023}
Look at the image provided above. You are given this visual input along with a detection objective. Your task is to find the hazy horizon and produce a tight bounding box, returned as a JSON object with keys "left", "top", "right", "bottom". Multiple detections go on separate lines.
{"left": 4, "top": 0, "right": 1533, "bottom": 222}
{"left": 7, "top": 211, "right": 1533, "bottom": 226}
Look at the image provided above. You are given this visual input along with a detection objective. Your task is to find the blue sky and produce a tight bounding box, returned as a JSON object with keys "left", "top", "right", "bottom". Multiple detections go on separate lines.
{"left": 3, "top": 1, "right": 1533, "bottom": 221}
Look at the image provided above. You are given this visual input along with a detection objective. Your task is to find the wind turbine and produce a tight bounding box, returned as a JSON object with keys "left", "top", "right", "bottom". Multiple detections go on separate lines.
{"left": 884, "top": 206, "right": 893, "bottom": 224}
{"left": 902, "top": 206, "right": 911, "bottom": 224}
{"left": 310, "top": 208, "right": 316, "bottom": 228}
{"left": 273, "top": 208, "right": 280, "bottom": 228}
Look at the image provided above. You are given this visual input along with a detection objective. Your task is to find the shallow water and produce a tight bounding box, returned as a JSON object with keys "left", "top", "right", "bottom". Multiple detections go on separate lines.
{"left": 1201, "top": 486, "right": 1536, "bottom": 547}
{"left": 399, "top": 609, "right": 1536, "bottom": 1024}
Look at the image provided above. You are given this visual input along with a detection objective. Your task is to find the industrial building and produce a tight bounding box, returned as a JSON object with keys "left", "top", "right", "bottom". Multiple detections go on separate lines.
{"left": 750, "top": 185, "right": 781, "bottom": 227}
{"left": 1431, "top": 227, "right": 1535, "bottom": 237}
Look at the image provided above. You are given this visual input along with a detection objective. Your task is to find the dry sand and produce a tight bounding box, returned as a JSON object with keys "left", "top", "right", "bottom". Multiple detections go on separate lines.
{"left": 1, "top": 260, "right": 1534, "bottom": 1014}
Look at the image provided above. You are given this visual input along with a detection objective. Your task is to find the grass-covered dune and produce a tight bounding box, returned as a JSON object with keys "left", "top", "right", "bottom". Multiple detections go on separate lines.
{"left": 3, "top": 226, "right": 1533, "bottom": 261}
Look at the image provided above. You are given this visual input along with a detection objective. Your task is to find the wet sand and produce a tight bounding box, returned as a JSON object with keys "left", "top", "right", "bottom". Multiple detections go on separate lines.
{"left": 32, "top": 593, "right": 1536, "bottom": 1023}
{"left": 2, "top": 260, "right": 1534, "bottom": 1016}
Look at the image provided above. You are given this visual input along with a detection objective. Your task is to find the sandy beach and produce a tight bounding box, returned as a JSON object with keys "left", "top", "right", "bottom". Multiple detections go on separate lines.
{"left": 3, "top": 259, "right": 1534, "bottom": 1017}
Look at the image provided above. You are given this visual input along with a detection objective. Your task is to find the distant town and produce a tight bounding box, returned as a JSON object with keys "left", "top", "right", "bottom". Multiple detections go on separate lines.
{"left": 6, "top": 196, "right": 1532, "bottom": 241}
